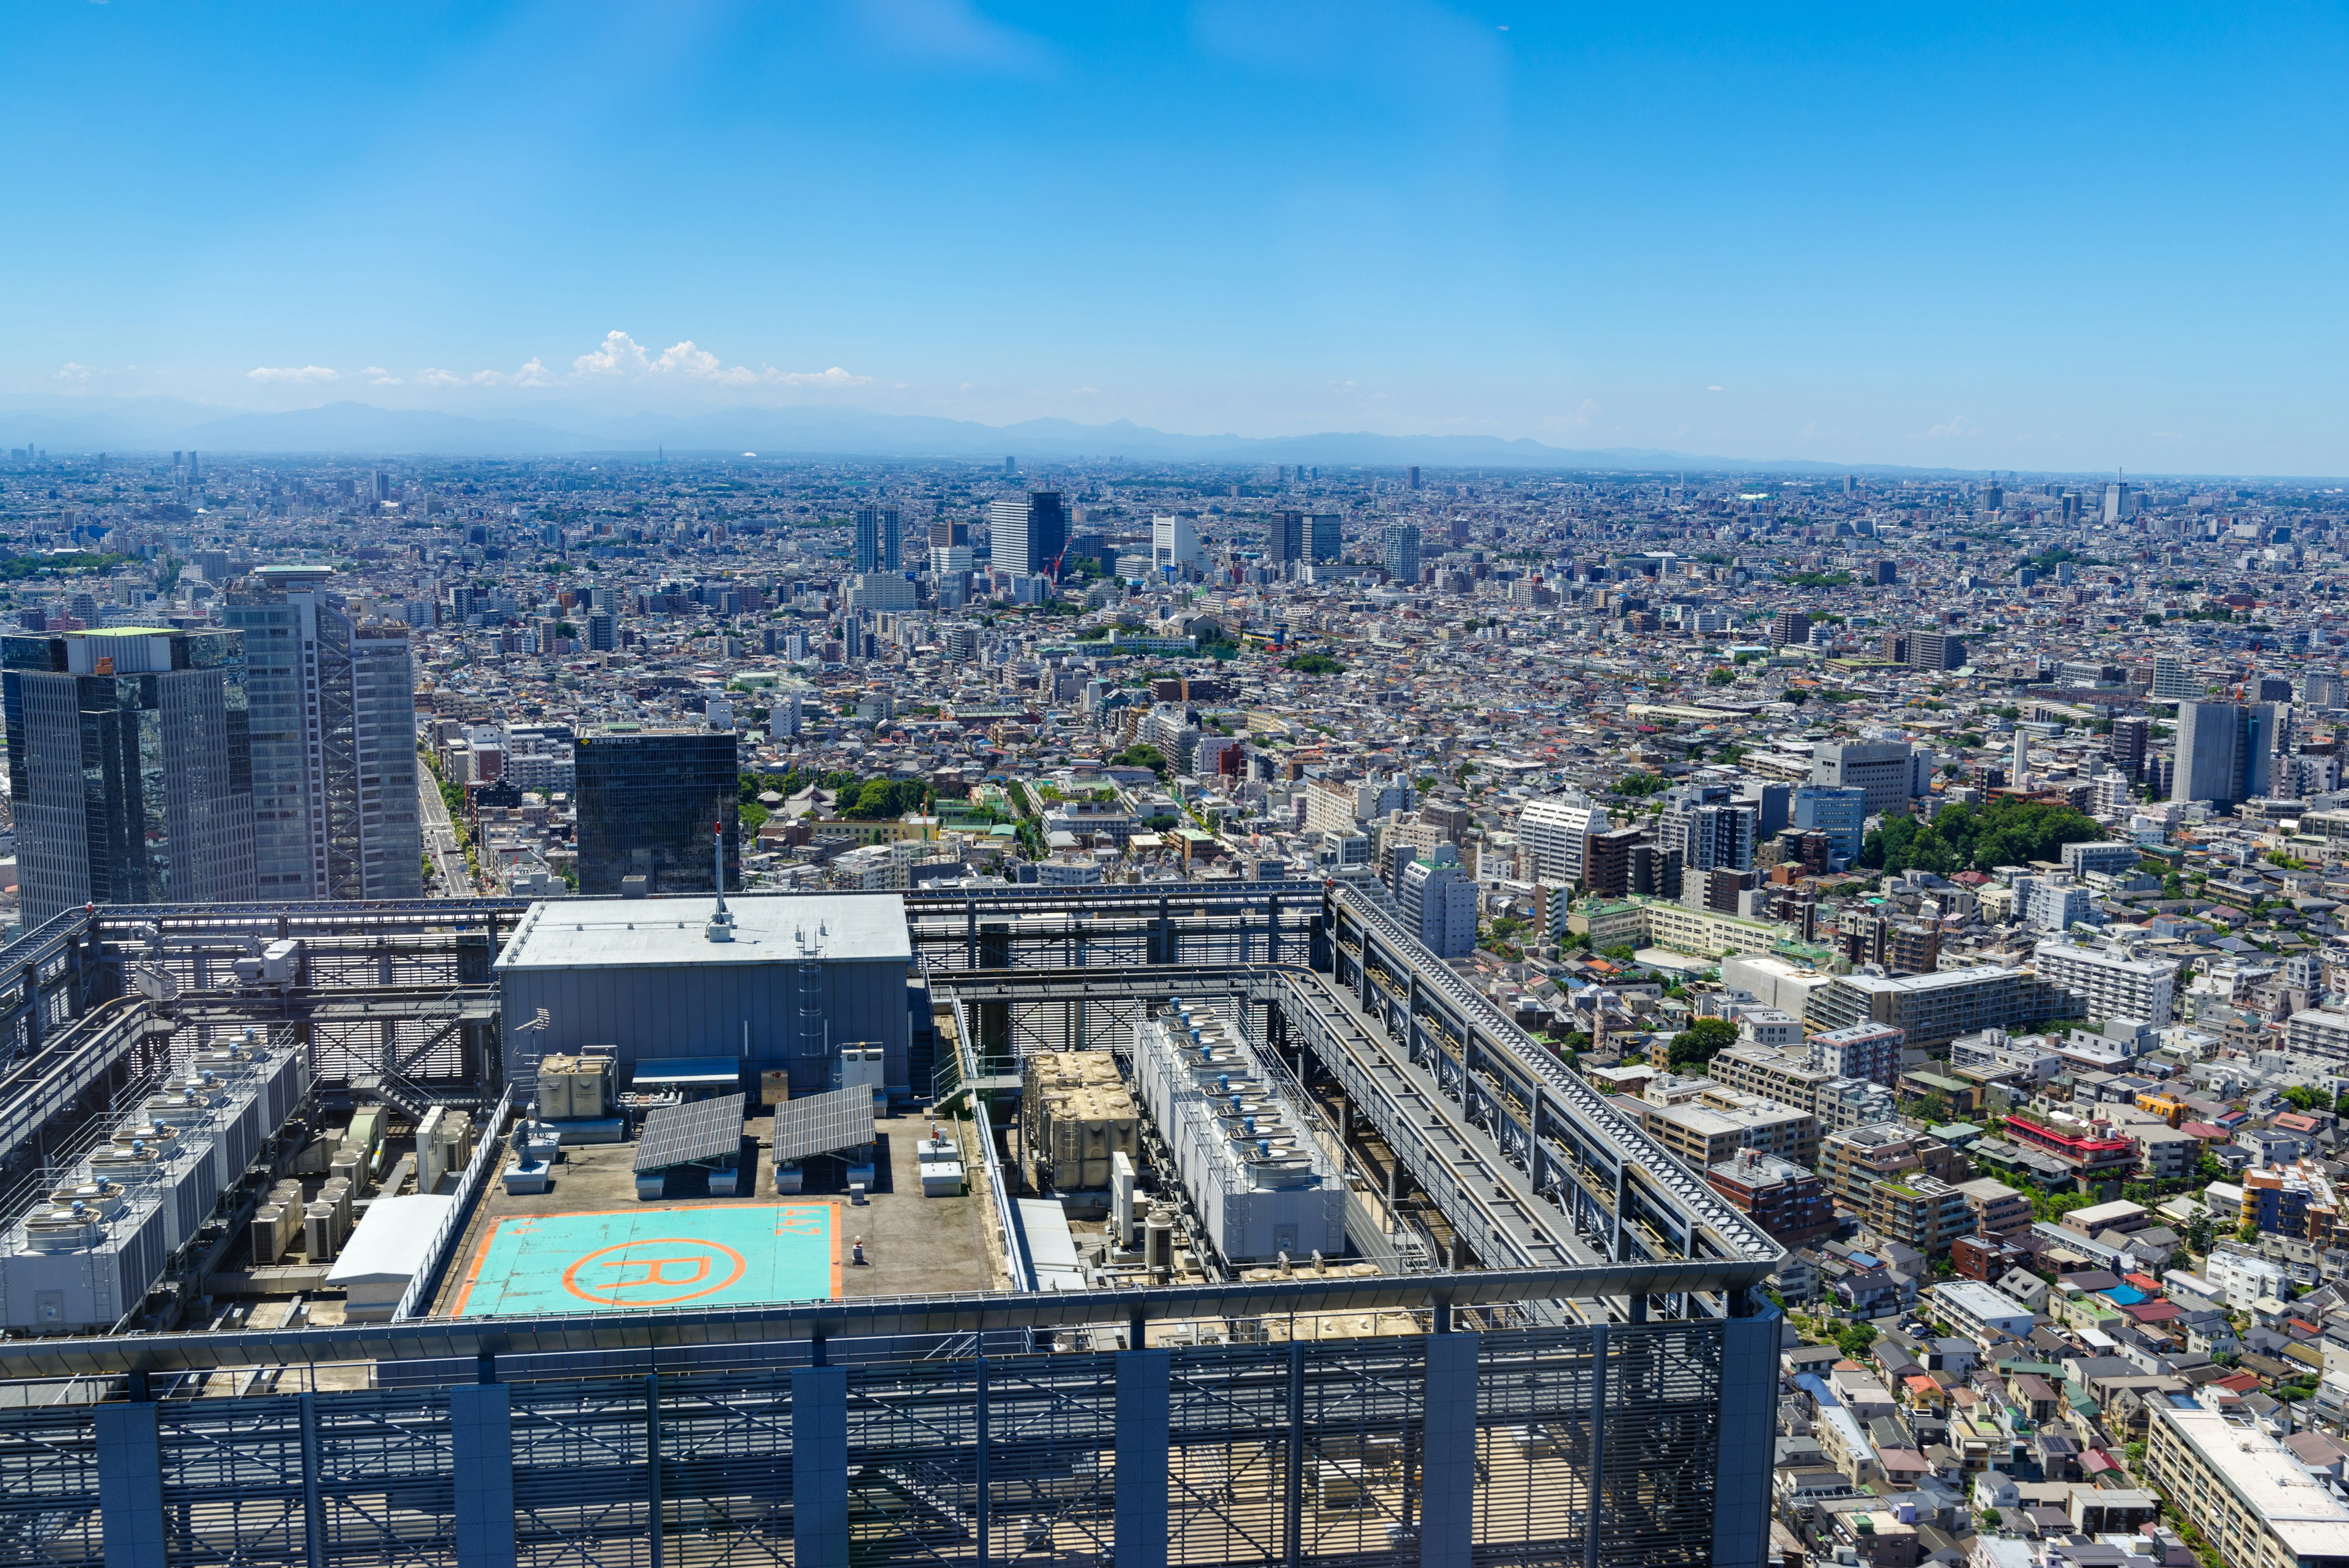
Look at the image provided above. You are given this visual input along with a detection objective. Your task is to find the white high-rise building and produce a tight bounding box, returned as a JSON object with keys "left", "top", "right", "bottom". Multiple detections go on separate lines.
{"left": 1151, "top": 515, "right": 1203, "bottom": 573}
{"left": 1519, "top": 795, "right": 1612, "bottom": 888}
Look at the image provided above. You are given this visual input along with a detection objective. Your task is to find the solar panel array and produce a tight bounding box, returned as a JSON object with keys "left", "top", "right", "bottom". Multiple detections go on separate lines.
{"left": 770, "top": 1087, "right": 876, "bottom": 1164}
{"left": 633, "top": 1092, "right": 748, "bottom": 1173}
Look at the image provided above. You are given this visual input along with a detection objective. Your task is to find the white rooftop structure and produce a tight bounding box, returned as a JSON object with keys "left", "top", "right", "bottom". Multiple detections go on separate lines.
{"left": 325, "top": 1193, "right": 458, "bottom": 1316}
{"left": 497, "top": 893, "right": 913, "bottom": 972}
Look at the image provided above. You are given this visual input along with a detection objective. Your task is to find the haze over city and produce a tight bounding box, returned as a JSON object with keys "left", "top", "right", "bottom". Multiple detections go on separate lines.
{"left": 7, "top": 3, "right": 2349, "bottom": 473}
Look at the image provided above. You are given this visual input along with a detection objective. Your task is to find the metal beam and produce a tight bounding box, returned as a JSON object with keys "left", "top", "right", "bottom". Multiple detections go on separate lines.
{"left": 0, "top": 1263, "right": 1768, "bottom": 1378}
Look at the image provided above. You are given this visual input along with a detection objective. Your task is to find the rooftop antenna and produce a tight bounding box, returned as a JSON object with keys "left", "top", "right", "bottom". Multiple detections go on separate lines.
{"left": 705, "top": 820, "right": 734, "bottom": 943}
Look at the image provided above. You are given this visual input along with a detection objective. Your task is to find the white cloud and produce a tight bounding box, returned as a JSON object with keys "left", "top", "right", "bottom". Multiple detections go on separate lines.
{"left": 416, "top": 358, "right": 552, "bottom": 388}
{"left": 570, "top": 331, "right": 866, "bottom": 390}
{"left": 363, "top": 366, "right": 403, "bottom": 385}
{"left": 247, "top": 365, "right": 340, "bottom": 383}
{"left": 56, "top": 363, "right": 91, "bottom": 381}
{"left": 1924, "top": 415, "right": 1981, "bottom": 439}
{"left": 1542, "top": 398, "right": 1602, "bottom": 431}
{"left": 1705, "top": 384, "right": 1724, "bottom": 392}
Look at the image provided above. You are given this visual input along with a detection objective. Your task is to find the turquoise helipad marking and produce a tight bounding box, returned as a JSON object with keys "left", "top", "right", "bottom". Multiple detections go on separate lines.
{"left": 454, "top": 1203, "right": 836, "bottom": 1317}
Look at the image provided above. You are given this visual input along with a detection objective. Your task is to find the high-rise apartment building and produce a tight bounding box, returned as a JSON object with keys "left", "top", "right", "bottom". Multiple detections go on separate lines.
{"left": 1381, "top": 523, "right": 1421, "bottom": 584}
{"left": 1399, "top": 848, "right": 1475, "bottom": 957}
{"left": 2109, "top": 714, "right": 2151, "bottom": 778}
{"left": 987, "top": 492, "right": 1067, "bottom": 576}
{"left": 4, "top": 628, "right": 256, "bottom": 924}
{"left": 1906, "top": 630, "right": 1965, "bottom": 671}
{"left": 1660, "top": 784, "right": 1756, "bottom": 874}
{"left": 853, "top": 505, "right": 902, "bottom": 574}
{"left": 2172, "top": 701, "right": 2277, "bottom": 809}
{"left": 1518, "top": 795, "right": 1611, "bottom": 886}
{"left": 573, "top": 727, "right": 740, "bottom": 896}
{"left": 1769, "top": 611, "right": 1811, "bottom": 648}
{"left": 221, "top": 569, "right": 423, "bottom": 902}
{"left": 2150, "top": 654, "right": 2197, "bottom": 701}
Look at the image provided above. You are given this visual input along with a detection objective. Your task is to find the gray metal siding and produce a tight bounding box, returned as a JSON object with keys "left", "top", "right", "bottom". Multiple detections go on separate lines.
{"left": 501, "top": 957, "right": 911, "bottom": 1096}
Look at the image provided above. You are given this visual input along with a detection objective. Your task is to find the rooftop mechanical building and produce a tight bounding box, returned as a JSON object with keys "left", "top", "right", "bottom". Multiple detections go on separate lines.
{"left": 0, "top": 882, "right": 1782, "bottom": 1568}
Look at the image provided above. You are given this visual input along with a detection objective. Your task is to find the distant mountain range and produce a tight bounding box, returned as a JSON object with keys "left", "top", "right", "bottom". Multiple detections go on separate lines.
{"left": 0, "top": 392, "right": 1967, "bottom": 475}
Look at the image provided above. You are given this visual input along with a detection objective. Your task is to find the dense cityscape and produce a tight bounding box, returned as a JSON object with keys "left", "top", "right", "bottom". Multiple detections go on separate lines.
{"left": 2, "top": 443, "right": 2348, "bottom": 1561}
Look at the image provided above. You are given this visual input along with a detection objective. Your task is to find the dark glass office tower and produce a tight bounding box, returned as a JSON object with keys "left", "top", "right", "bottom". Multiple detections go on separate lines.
{"left": 3, "top": 628, "right": 256, "bottom": 926}
{"left": 573, "top": 726, "right": 740, "bottom": 894}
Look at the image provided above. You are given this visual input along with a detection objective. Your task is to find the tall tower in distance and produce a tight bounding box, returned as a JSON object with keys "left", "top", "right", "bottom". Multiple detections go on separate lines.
{"left": 220, "top": 566, "right": 423, "bottom": 901}
{"left": 853, "top": 505, "right": 902, "bottom": 574}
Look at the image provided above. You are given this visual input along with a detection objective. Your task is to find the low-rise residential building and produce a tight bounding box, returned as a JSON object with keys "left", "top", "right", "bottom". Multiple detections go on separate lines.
{"left": 2032, "top": 937, "right": 2178, "bottom": 1026}
{"left": 1929, "top": 1279, "right": 2036, "bottom": 1346}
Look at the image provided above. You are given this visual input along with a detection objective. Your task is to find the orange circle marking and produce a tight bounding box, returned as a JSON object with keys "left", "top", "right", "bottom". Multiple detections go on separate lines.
{"left": 561, "top": 1238, "right": 748, "bottom": 1306}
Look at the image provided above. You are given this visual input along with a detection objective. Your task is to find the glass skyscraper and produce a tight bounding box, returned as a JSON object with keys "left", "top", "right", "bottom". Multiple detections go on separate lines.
{"left": 2, "top": 628, "right": 256, "bottom": 926}
{"left": 221, "top": 568, "right": 423, "bottom": 901}
{"left": 573, "top": 726, "right": 740, "bottom": 895}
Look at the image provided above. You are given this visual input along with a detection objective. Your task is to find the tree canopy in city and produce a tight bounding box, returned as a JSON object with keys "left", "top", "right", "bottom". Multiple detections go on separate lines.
{"left": 1860, "top": 797, "right": 2104, "bottom": 876}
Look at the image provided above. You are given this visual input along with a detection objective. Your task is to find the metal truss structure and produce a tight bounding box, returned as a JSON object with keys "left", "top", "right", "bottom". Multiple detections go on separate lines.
{"left": 0, "top": 882, "right": 1786, "bottom": 1567}
{"left": 0, "top": 1268, "right": 1778, "bottom": 1568}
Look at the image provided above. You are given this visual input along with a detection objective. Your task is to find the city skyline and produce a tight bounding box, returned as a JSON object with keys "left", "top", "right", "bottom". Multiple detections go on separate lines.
{"left": 6, "top": 4, "right": 2349, "bottom": 473}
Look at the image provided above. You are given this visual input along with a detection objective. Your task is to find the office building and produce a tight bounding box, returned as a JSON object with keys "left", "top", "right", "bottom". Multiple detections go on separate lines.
{"left": 585, "top": 609, "right": 616, "bottom": 652}
{"left": 1151, "top": 514, "right": 1203, "bottom": 573}
{"left": 2303, "top": 671, "right": 2345, "bottom": 710}
{"left": 1811, "top": 741, "right": 1924, "bottom": 817}
{"left": 221, "top": 569, "right": 423, "bottom": 902}
{"left": 2171, "top": 700, "right": 2277, "bottom": 809}
{"left": 987, "top": 491, "right": 1067, "bottom": 576}
{"left": 1584, "top": 826, "right": 1641, "bottom": 897}
{"left": 1380, "top": 522, "right": 1421, "bottom": 583}
{"left": 2101, "top": 481, "right": 2134, "bottom": 524}
{"left": 573, "top": 727, "right": 740, "bottom": 896}
{"left": 1309, "top": 512, "right": 1342, "bottom": 562}
{"left": 1518, "top": 795, "right": 1612, "bottom": 887}
{"left": 4, "top": 628, "right": 257, "bottom": 924}
{"left": 1734, "top": 780, "right": 1790, "bottom": 838}
{"left": 852, "top": 505, "right": 902, "bottom": 573}
{"left": 1267, "top": 510, "right": 1304, "bottom": 565}
{"left": 1791, "top": 785, "right": 1867, "bottom": 867}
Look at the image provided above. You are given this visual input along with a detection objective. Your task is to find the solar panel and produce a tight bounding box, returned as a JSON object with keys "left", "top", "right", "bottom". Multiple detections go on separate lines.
{"left": 770, "top": 1087, "right": 876, "bottom": 1165}
{"left": 634, "top": 1093, "right": 747, "bottom": 1173}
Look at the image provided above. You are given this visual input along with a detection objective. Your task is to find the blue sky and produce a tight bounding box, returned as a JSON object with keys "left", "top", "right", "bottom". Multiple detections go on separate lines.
{"left": 5, "top": 1, "right": 2347, "bottom": 473}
